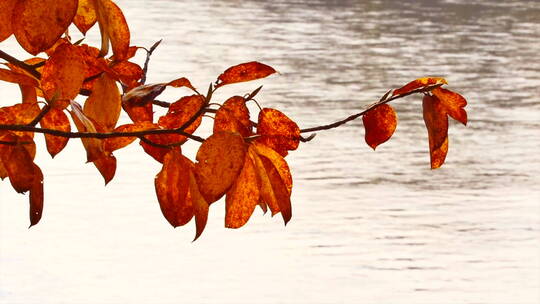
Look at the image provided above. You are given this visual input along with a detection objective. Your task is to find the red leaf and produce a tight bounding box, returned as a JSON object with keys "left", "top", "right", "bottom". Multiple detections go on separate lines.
{"left": 393, "top": 77, "right": 447, "bottom": 96}
{"left": 0, "top": 132, "right": 35, "bottom": 193}
{"left": 213, "top": 96, "right": 252, "bottom": 137}
{"left": 432, "top": 87, "right": 468, "bottom": 125}
{"left": 362, "top": 104, "right": 398, "bottom": 150}
{"left": 29, "top": 164, "right": 44, "bottom": 227}
{"left": 94, "top": 0, "right": 130, "bottom": 61}
{"left": 12, "top": 0, "right": 78, "bottom": 55}
{"left": 225, "top": 153, "right": 260, "bottom": 229}
{"left": 73, "top": 0, "right": 97, "bottom": 35}
{"left": 216, "top": 62, "right": 276, "bottom": 88}
{"left": 0, "top": 0, "right": 17, "bottom": 42}
{"left": 256, "top": 108, "right": 300, "bottom": 156}
{"left": 167, "top": 77, "right": 196, "bottom": 91}
{"left": 83, "top": 73, "right": 121, "bottom": 131}
{"left": 154, "top": 150, "right": 194, "bottom": 227}
{"left": 422, "top": 94, "right": 449, "bottom": 169}
{"left": 41, "top": 44, "right": 87, "bottom": 105}
{"left": 194, "top": 132, "right": 247, "bottom": 203}
{"left": 39, "top": 108, "right": 71, "bottom": 157}
{"left": 188, "top": 170, "right": 209, "bottom": 241}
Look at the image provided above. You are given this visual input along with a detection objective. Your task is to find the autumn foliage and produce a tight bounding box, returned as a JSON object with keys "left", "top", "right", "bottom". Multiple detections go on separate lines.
{"left": 0, "top": 0, "right": 468, "bottom": 240}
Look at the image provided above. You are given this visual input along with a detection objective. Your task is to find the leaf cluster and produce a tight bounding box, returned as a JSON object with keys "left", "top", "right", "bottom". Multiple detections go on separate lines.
{"left": 0, "top": 0, "right": 467, "bottom": 240}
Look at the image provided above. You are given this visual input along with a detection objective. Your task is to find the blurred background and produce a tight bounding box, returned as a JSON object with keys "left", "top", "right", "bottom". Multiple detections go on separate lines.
{"left": 1, "top": 0, "right": 539, "bottom": 303}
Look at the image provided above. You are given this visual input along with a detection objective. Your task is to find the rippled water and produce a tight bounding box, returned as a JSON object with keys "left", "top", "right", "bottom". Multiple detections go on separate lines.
{"left": 1, "top": 1, "right": 539, "bottom": 303}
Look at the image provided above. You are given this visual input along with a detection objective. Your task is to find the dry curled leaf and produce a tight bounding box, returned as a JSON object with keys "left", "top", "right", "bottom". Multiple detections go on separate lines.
{"left": 122, "top": 83, "right": 167, "bottom": 123}
{"left": 362, "top": 104, "right": 398, "bottom": 150}
{"left": 216, "top": 61, "right": 276, "bottom": 88}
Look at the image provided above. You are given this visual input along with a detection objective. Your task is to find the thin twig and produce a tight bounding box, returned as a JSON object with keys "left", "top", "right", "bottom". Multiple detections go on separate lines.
{"left": 141, "top": 39, "right": 162, "bottom": 85}
{"left": 300, "top": 84, "right": 442, "bottom": 133}
{"left": 152, "top": 99, "right": 171, "bottom": 108}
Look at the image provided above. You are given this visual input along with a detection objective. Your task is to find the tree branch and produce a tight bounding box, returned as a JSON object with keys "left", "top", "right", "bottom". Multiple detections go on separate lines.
{"left": 300, "top": 84, "right": 442, "bottom": 133}
{"left": 0, "top": 124, "right": 205, "bottom": 142}
{"left": 28, "top": 105, "right": 51, "bottom": 127}
{"left": 0, "top": 49, "right": 41, "bottom": 79}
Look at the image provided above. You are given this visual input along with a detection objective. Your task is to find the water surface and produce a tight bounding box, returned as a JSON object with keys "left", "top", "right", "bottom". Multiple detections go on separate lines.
{"left": 1, "top": 0, "right": 539, "bottom": 303}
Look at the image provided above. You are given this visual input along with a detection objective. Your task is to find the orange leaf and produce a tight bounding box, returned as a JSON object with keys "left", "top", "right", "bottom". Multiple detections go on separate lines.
{"left": 432, "top": 87, "right": 468, "bottom": 125}
{"left": 39, "top": 107, "right": 71, "bottom": 157}
{"left": 188, "top": 170, "right": 209, "bottom": 241}
{"left": 0, "top": 160, "right": 7, "bottom": 180}
{"left": 225, "top": 153, "right": 260, "bottom": 228}
{"left": 393, "top": 77, "right": 448, "bottom": 96}
{"left": 422, "top": 94, "right": 449, "bottom": 169}
{"left": 213, "top": 96, "right": 252, "bottom": 137}
{"left": 158, "top": 95, "right": 205, "bottom": 144}
{"left": 41, "top": 44, "right": 87, "bottom": 106}
{"left": 140, "top": 133, "right": 183, "bottom": 163}
{"left": 194, "top": 131, "right": 247, "bottom": 203}
{"left": 29, "top": 164, "right": 44, "bottom": 227}
{"left": 93, "top": 154, "right": 116, "bottom": 185}
{"left": 216, "top": 61, "right": 276, "bottom": 88}
{"left": 167, "top": 77, "right": 196, "bottom": 91}
{"left": 12, "top": 0, "right": 78, "bottom": 55}
{"left": 103, "top": 122, "right": 156, "bottom": 152}
{"left": 83, "top": 73, "right": 121, "bottom": 131}
{"left": 0, "top": 68, "right": 39, "bottom": 87}
{"left": 0, "top": 103, "right": 40, "bottom": 138}
{"left": 261, "top": 156, "right": 291, "bottom": 225}
{"left": 0, "top": 0, "right": 17, "bottom": 42}
{"left": 252, "top": 142, "right": 292, "bottom": 194}
{"left": 247, "top": 146, "right": 280, "bottom": 216}
{"left": 362, "top": 104, "right": 398, "bottom": 150}
{"left": 94, "top": 0, "right": 130, "bottom": 61}
{"left": 154, "top": 149, "right": 194, "bottom": 227}
{"left": 0, "top": 133, "right": 35, "bottom": 193}
{"left": 256, "top": 108, "right": 300, "bottom": 156}
{"left": 109, "top": 61, "right": 143, "bottom": 89}
{"left": 73, "top": 0, "right": 97, "bottom": 35}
